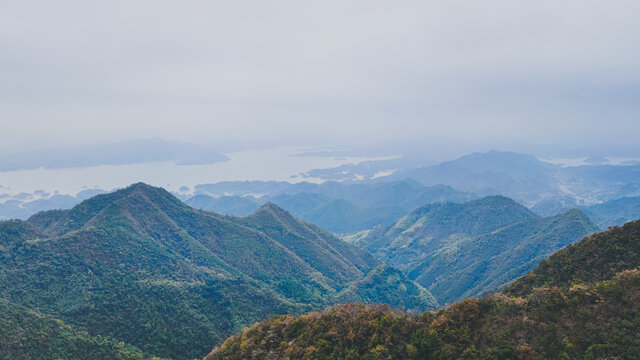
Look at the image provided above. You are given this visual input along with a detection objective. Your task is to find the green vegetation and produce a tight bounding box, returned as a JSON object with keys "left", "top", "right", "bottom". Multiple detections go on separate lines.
{"left": 335, "top": 265, "right": 437, "bottom": 314}
{"left": 0, "top": 298, "right": 150, "bottom": 360}
{"left": 408, "top": 209, "right": 599, "bottom": 304}
{"left": 353, "top": 196, "right": 538, "bottom": 265}
{"left": 505, "top": 218, "right": 640, "bottom": 296}
{"left": 0, "top": 183, "right": 434, "bottom": 359}
{"left": 206, "top": 220, "right": 640, "bottom": 360}
{"left": 353, "top": 196, "right": 598, "bottom": 303}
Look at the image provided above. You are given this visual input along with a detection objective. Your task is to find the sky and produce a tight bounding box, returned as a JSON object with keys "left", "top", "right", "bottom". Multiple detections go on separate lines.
{"left": 1, "top": 0, "right": 640, "bottom": 154}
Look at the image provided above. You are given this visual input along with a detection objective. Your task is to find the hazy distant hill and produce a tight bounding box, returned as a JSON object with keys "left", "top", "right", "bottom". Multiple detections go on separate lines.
{"left": 0, "top": 189, "right": 107, "bottom": 221}
{"left": 184, "top": 194, "right": 260, "bottom": 216}
{"left": 183, "top": 180, "right": 473, "bottom": 234}
{"left": 405, "top": 150, "right": 640, "bottom": 208}
{"left": 5, "top": 150, "right": 640, "bottom": 229}
{"left": 0, "top": 183, "right": 435, "bottom": 359}
{"left": 558, "top": 163, "right": 640, "bottom": 202}
{"left": 206, "top": 220, "right": 640, "bottom": 360}
{"left": 530, "top": 195, "right": 640, "bottom": 228}
{"left": 351, "top": 196, "right": 598, "bottom": 304}
{"left": 0, "top": 179, "right": 472, "bottom": 234}
{"left": 403, "top": 151, "right": 561, "bottom": 204}
{"left": 582, "top": 196, "right": 640, "bottom": 228}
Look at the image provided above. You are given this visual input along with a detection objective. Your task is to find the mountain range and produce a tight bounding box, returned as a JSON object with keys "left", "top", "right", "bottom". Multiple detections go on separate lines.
{"left": 0, "top": 183, "right": 435, "bottom": 359}
{"left": 1, "top": 181, "right": 638, "bottom": 359}
{"left": 349, "top": 196, "right": 599, "bottom": 304}
{"left": 404, "top": 151, "right": 640, "bottom": 209}
{"left": 3, "top": 151, "right": 640, "bottom": 233}
{"left": 206, "top": 218, "right": 640, "bottom": 360}
{"left": 184, "top": 180, "right": 474, "bottom": 233}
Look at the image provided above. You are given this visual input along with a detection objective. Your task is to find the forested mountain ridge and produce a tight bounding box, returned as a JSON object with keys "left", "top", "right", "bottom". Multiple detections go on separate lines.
{"left": 505, "top": 218, "right": 640, "bottom": 296}
{"left": 351, "top": 196, "right": 538, "bottom": 265}
{"left": 348, "top": 196, "right": 599, "bottom": 304}
{"left": 205, "top": 219, "right": 640, "bottom": 360}
{"left": 407, "top": 209, "right": 599, "bottom": 303}
{"left": 4, "top": 151, "right": 640, "bottom": 232}
{"left": 0, "top": 298, "right": 149, "bottom": 360}
{"left": 0, "top": 183, "right": 435, "bottom": 359}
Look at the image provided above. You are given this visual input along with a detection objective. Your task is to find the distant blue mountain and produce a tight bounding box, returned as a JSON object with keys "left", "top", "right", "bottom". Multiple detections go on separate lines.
{"left": 187, "top": 180, "right": 474, "bottom": 233}
{"left": 405, "top": 151, "right": 640, "bottom": 209}
{"left": 582, "top": 196, "right": 640, "bottom": 228}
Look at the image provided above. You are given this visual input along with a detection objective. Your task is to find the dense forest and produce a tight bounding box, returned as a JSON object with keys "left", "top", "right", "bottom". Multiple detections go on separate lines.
{"left": 0, "top": 183, "right": 434, "bottom": 359}
{"left": 350, "top": 196, "right": 598, "bottom": 304}
{"left": 0, "top": 298, "right": 150, "bottom": 360}
{"left": 1, "top": 183, "right": 638, "bottom": 359}
{"left": 206, "top": 219, "right": 640, "bottom": 359}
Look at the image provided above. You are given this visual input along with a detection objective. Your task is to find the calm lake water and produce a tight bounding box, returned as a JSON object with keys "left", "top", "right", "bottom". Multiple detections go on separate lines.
{"left": 0, "top": 147, "right": 388, "bottom": 195}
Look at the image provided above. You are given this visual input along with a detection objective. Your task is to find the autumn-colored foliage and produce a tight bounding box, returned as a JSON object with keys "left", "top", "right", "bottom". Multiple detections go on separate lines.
{"left": 207, "top": 220, "right": 640, "bottom": 360}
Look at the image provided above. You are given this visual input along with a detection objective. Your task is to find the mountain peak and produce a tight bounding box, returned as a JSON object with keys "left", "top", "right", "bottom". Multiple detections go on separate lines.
{"left": 121, "top": 182, "right": 166, "bottom": 196}
{"left": 250, "top": 202, "right": 296, "bottom": 221}
{"left": 27, "top": 182, "right": 184, "bottom": 235}
{"left": 256, "top": 201, "right": 287, "bottom": 212}
{"left": 473, "top": 194, "right": 528, "bottom": 207}
{"left": 106, "top": 182, "right": 183, "bottom": 206}
{"left": 129, "top": 181, "right": 154, "bottom": 190}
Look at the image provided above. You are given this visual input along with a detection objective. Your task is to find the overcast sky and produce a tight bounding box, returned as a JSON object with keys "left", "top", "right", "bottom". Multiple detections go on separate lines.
{"left": 1, "top": 1, "right": 639, "bottom": 154}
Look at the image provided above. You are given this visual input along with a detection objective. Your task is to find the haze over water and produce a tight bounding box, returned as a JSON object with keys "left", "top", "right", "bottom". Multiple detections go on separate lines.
{"left": 0, "top": 147, "right": 389, "bottom": 195}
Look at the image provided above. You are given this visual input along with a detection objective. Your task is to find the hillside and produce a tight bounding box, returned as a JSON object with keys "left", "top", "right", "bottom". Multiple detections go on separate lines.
{"left": 0, "top": 299, "right": 148, "bottom": 360}
{"left": 408, "top": 209, "right": 599, "bottom": 304}
{"left": 0, "top": 183, "right": 435, "bottom": 360}
{"left": 353, "top": 196, "right": 539, "bottom": 267}
{"left": 334, "top": 265, "right": 437, "bottom": 315}
{"left": 205, "top": 220, "right": 640, "bottom": 360}
{"left": 351, "top": 196, "right": 598, "bottom": 303}
{"left": 505, "top": 218, "right": 640, "bottom": 297}
{"left": 582, "top": 196, "right": 640, "bottom": 228}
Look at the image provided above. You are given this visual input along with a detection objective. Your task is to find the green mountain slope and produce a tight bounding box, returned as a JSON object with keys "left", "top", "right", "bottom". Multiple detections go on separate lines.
{"left": 354, "top": 196, "right": 538, "bottom": 267}
{"left": 3, "top": 185, "right": 299, "bottom": 358}
{"left": 335, "top": 265, "right": 437, "bottom": 314}
{"left": 352, "top": 196, "right": 598, "bottom": 304}
{"left": 408, "top": 209, "right": 599, "bottom": 304}
{"left": 205, "top": 220, "right": 640, "bottom": 360}
{"left": 0, "top": 183, "right": 435, "bottom": 359}
{"left": 505, "top": 218, "right": 640, "bottom": 297}
{"left": 0, "top": 299, "right": 149, "bottom": 360}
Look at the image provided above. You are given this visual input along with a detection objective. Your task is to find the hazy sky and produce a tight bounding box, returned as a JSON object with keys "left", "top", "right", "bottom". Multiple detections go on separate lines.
{"left": 2, "top": 1, "right": 639, "bottom": 153}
